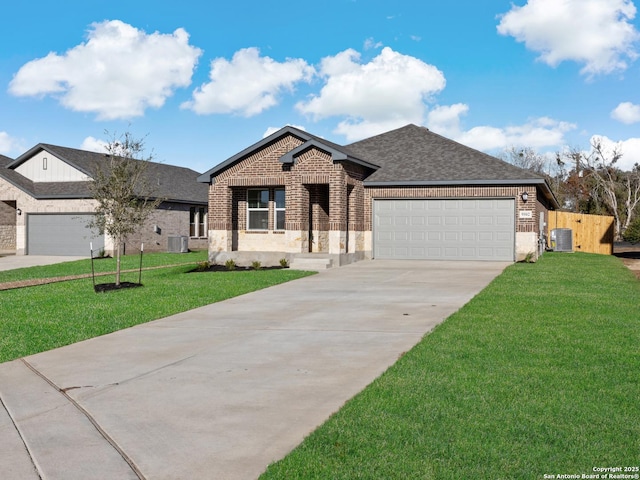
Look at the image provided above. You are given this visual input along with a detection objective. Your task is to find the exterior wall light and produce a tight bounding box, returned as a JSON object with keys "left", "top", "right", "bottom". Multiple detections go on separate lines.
{"left": 520, "top": 192, "right": 528, "bottom": 202}
{"left": 16, "top": 208, "right": 22, "bottom": 215}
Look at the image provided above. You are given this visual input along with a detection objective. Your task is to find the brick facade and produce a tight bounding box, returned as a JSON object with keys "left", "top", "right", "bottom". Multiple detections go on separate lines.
{"left": 0, "top": 177, "right": 205, "bottom": 255}
{"left": 204, "top": 129, "right": 554, "bottom": 264}
{"left": 208, "top": 134, "right": 366, "bottom": 258}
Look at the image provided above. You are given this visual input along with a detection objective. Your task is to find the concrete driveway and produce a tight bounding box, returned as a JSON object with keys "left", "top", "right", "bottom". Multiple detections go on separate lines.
{"left": 0, "top": 254, "right": 87, "bottom": 272}
{"left": 0, "top": 259, "right": 509, "bottom": 480}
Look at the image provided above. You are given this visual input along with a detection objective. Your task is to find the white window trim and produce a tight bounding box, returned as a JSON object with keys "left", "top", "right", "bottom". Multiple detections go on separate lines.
{"left": 274, "top": 188, "right": 285, "bottom": 231}
{"left": 190, "top": 206, "right": 208, "bottom": 238}
{"left": 247, "top": 189, "right": 269, "bottom": 230}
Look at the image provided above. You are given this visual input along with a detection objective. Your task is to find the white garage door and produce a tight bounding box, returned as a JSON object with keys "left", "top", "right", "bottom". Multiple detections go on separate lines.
{"left": 374, "top": 199, "right": 515, "bottom": 261}
{"left": 27, "top": 214, "right": 104, "bottom": 256}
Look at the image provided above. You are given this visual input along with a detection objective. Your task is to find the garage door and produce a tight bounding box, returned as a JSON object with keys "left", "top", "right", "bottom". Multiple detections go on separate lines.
{"left": 374, "top": 199, "right": 514, "bottom": 261}
{"left": 27, "top": 214, "right": 104, "bottom": 256}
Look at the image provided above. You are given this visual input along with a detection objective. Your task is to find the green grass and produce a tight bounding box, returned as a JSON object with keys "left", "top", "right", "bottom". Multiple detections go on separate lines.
{"left": 0, "top": 250, "right": 209, "bottom": 283}
{"left": 261, "top": 253, "right": 640, "bottom": 480}
{"left": 0, "top": 254, "right": 313, "bottom": 363}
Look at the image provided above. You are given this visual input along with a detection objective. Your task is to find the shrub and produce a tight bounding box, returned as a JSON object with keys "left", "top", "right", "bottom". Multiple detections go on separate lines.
{"left": 196, "top": 260, "right": 210, "bottom": 272}
{"left": 251, "top": 260, "right": 262, "bottom": 270}
{"left": 623, "top": 216, "right": 640, "bottom": 244}
{"left": 225, "top": 259, "right": 236, "bottom": 271}
{"left": 279, "top": 258, "right": 289, "bottom": 268}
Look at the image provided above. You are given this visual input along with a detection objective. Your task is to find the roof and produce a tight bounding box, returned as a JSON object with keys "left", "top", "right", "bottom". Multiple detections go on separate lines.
{"left": 200, "top": 124, "right": 559, "bottom": 206}
{"left": 1, "top": 144, "right": 208, "bottom": 204}
{"left": 0, "top": 154, "right": 13, "bottom": 167}
{"left": 345, "top": 124, "right": 548, "bottom": 185}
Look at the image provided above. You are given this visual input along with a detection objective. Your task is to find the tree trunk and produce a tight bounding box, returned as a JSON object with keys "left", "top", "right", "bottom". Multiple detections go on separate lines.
{"left": 115, "top": 239, "right": 122, "bottom": 286}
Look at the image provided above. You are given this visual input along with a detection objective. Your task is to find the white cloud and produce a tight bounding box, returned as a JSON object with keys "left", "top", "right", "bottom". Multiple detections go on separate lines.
{"left": 296, "top": 47, "right": 446, "bottom": 142}
{"left": 590, "top": 135, "right": 640, "bottom": 170}
{"left": 80, "top": 136, "right": 109, "bottom": 153}
{"left": 0, "top": 132, "right": 23, "bottom": 156}
{"left": 364, "top": 38, "right": 383, "bottom": 50}
{"left": 427, "top": 104, "right": 576, "bottom": 151}
{"left": 8, "top": 20, "right": 202, "bottom": 120}
{"left": 611, "top": 101, "right": 640, "bottom": 123}
{"left": 182, "top": 48, "right": 314, "bottom": 116}
{"left": 497, "top": 0, "right": 640, "bottom": 76}
{"left": 262, "top": 124, "right": 307, "bottom": 138}
{"left": 426, "top": 103, "right": 469, "bottom": 137}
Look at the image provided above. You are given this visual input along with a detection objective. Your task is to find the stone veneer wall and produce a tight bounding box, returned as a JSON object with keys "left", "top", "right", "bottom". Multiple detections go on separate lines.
{"left": 0, "top": 200, "right": 16, "bottom": 249}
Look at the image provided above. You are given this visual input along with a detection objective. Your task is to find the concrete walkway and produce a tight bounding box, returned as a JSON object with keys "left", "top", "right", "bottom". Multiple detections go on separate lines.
{"left": 0, "top": 259, "right": 509, "bottom": 480}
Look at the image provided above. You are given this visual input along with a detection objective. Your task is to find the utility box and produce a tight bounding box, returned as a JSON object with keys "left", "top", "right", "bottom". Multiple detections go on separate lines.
{"left": 168, "top": 235, "right": 189, "bottom": 253}
{"left": 551, "top": 228, "right": 573, "bottom": 252}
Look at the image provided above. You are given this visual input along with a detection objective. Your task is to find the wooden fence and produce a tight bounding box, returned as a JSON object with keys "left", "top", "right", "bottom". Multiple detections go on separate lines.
{"left": 547, "top": 211, "right": 614, "bottom": 255}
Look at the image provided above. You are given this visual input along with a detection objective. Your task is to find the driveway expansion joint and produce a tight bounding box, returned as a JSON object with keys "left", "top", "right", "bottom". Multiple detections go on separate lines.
{"left": 20, "top": 359, "right": 147, "bottom": 480}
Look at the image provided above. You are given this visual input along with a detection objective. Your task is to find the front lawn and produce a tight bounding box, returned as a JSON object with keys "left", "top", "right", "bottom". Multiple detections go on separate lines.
{"left": 0, "top": 250, "right": 209, "bottom": 283}
{"left": 261, "top": 253, "right": 640, "bottom": 479}
{"left": 0, "top": 254, "right": 313, "bottom": 363}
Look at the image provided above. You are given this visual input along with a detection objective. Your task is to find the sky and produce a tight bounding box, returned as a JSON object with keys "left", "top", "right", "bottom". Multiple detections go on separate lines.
{"left": 1, "top": 0, "right": 640, "bottom": 174}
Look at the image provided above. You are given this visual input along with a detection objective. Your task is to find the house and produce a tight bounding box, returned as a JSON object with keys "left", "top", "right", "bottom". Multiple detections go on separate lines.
{"left": 198, "top": 124, "right": 558, "bottom": 266}
{"left": 0, "top": 144, "right": 209, "bottom": 256}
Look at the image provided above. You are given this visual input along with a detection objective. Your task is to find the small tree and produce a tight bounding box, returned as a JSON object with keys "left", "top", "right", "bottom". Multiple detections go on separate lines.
{"left": 89, "top": 131, "right": 162, "bottom": 286}
{"left": 623, "top": 216, "right": 640, "bottom": 244}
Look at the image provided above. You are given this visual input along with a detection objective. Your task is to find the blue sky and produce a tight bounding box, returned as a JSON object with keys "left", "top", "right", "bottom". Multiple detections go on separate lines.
{"left": 1, "top": 0, "right": 640, "bottom": 173}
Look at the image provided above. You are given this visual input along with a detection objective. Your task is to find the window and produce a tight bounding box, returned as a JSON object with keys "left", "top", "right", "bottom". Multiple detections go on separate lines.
{"left": 275, "top": 188, "right": 285, "bottom": 230}
{"left": 190, "top": 207, "right": 207, "bottom": 237}
{"left": 247, "top": 189, "right": 269, "bottom": 230}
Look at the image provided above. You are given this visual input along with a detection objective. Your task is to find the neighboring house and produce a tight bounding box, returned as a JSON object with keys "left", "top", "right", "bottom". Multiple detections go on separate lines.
{"left": 0, "top": 144, "right": 209, "bottom": 256}
{"left": 198, "top": 124, "right": 558, "bottom": 265}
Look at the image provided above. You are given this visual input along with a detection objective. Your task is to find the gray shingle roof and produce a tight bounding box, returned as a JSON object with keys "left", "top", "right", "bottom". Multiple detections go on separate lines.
{"left": 199, "top": 123, "right": 558, "bottom": 207}
{"left": 344, "top": 124, "right": 547, "bottom": 184}
{"left": 2, "top": 144, "right": 208, "bottom": 203}
{"left": 0, "top": 154, "right": 13, "bottom": 167}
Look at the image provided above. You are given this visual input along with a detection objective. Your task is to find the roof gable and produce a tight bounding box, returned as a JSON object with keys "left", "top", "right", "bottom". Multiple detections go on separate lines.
{"left": 198, "top": 125, "right": 379, "bottom": 182}
{"left": 1, "top": 144, "right": 208, "bottom": 203}
{"left": 198, "top": 126, "right": 312, "bottom": 182}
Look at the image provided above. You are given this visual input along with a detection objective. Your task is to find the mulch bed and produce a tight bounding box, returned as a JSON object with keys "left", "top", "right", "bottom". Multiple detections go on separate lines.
{"left": 94, "top": 282, "right": 143, "bottom": 293}
{"left": 189, "top": 265, "right": 288, "bottom": 273}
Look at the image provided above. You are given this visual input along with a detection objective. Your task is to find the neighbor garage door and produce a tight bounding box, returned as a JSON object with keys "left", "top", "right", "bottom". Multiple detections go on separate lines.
{"left": 27, "top": 214, "right": 104, "bottom": 255}
{"left": 374, "top": 199, "right": 515, "bottom": 261}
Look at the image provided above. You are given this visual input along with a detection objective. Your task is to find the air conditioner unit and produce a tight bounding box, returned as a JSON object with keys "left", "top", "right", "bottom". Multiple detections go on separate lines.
{"left": 551, "top": 228, "right": 572, "bottom": 252}
{"left": 168, "top": 235, "right": 189, "bottom": 253}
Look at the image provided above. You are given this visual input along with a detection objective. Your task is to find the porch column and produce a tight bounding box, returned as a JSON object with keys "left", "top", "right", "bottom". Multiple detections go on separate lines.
{"left": 329, "top": 172, "right": 347, "bottom": 254}
{"left": 208, "top": 183, "right": 233, "bottom": 259}
{"left": 284, "top": 179, "right": 309, "bottom": 253}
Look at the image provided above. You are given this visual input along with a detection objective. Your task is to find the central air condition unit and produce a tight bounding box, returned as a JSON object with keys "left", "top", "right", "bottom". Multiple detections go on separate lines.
{"left": 168, "top": 235, "right": 189, "bottom": 253}
{"left": 551, "top": 228, "right": 573, "bottom": 252}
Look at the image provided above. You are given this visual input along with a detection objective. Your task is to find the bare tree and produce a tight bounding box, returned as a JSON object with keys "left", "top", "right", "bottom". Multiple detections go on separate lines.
{"left": 500, "top": 146, "right": 549, "bottom": 176}
{"left": 565, "top": 139, "right": 640, "bottom": 240}
{"left": 89, "top": 131, "right": 162, "bottom": 286}
{"left": 500, "top": 146, "right": 565, "bottom": 201}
